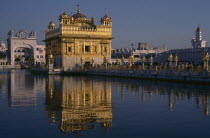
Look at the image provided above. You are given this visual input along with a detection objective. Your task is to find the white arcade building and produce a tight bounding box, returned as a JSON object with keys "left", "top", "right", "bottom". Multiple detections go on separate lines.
{"left": 7, "top": 30, "right": 46, "bottom": 65}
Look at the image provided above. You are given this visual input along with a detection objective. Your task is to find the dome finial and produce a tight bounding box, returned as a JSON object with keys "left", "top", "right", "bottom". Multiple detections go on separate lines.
{"left": 105, "top": 8, "right": 108, "bottom": 17}
{"left": 77, "top": 4, "right": 80, "bottom": 13}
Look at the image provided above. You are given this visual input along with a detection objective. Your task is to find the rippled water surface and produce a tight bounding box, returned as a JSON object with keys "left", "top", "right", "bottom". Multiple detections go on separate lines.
{"left": 1, "top": 70, "right": 210, "bottom": 138}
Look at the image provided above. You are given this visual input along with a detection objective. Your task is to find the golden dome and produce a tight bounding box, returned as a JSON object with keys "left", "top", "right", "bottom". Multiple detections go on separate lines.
{"left": 49, "top": 21, "right": 55, "bottom": 27}
{"left": 48, "top": 20, "right": 56, "bottom": 29}
{"left": 0, "top": 42, "right": 6, "bottom": 48}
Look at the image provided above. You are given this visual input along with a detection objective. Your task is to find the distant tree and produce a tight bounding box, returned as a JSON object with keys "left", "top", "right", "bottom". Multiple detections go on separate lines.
{"left": 0, "top": 52, "right": 6, "bottom": 59}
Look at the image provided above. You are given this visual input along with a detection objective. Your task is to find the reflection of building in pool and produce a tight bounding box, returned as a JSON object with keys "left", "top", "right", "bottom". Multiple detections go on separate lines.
{"left": 0, "top": 71, "right": 9, "bottom": 92}
{"left": 46, "top": 76, "right": 112, "bottom": 134}
{"left": 7, "top": 30, "right": 46, "bottom": 65}
{"left": 7, "top": 70, "right": 45, "bottom": 107}
{"left": 112, "top": 79, "right": 210, "bottom": 116}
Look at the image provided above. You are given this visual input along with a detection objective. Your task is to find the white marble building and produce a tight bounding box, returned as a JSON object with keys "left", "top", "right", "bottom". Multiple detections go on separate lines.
{"left": 7, "top": 30, "right": 46, "bottom": 65}
{"left": 153, "top": 26, "right": 209, "bottom": 64}
{"left": 111, "top": 43, "right": 167, "bottom": 64}
{"left": 191, "top": 26, "right": 207, "bottom": 48}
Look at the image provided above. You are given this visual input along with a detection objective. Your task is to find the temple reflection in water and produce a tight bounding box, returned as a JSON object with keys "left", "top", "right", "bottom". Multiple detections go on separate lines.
{"left": 112, "top": 78, "right": 210, "bottom": 116}
{"left": 45, "top": 76, "right": 112, "bottom": 134}
{"left": 0, "top": 70, "right": 45, "bottom": 107}
{"left": 1, "top": 70, "right": 210, "bottom": 136}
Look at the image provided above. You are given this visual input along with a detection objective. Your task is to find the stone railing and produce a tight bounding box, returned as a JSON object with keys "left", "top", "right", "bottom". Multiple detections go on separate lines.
{"left": 0, "top": 65, "right": 20, "bottom": 69}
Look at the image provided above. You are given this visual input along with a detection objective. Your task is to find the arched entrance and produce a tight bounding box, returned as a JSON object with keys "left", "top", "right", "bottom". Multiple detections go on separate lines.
{"left": 11, "top": 44, "right": 35, "bottom": 66}
{"left": 14, "top": 47, "right": 34, "bottom": 66}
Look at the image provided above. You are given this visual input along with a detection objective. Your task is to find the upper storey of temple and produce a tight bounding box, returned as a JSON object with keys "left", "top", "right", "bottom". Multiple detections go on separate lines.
{"left": 45, "top": 5, "right": 113, "bottom": 40}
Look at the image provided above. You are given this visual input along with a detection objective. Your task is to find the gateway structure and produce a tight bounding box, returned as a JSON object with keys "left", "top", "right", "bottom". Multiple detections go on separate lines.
{"left": 7, "top": 30, "right": 46, "bottom": 65}
{"left": 44, "top": 6, "right": 113, "bottom": 70}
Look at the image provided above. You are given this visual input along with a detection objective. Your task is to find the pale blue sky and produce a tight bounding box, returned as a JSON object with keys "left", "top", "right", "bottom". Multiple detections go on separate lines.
{"left": 1, "top": 0, "right": 210, "bottom": 49}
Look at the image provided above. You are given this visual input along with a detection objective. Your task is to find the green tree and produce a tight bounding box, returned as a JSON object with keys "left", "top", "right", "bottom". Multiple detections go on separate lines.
{"left": 0, "top": 52, "right": 6, "bottom": 59}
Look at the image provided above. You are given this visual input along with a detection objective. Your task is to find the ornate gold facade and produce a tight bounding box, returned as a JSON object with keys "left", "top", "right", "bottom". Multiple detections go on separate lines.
{"left": 44, "top": 6, "right": 114, "bottom": 70}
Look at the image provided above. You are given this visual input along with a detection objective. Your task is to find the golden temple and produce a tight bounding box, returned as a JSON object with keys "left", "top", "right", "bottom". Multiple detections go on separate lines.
{"left": 44, "top": 5, "right": 114, "bottom": 70}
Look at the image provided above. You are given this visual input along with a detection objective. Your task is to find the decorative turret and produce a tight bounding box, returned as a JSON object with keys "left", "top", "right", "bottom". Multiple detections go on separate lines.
{"left": 59, "top": 10, "right": 71, "bottom": 25}
{"left": 100, "top": 11, "right": 112, "bottom": 26}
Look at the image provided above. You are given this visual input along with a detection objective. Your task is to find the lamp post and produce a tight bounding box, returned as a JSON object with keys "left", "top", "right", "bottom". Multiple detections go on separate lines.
{"left": 80, "top": 57, "right": 83, "bottom": 70}
{"left": 48, "top": 52, "right": 54, "bottom": 72}
{"left": 121, "top": 56, "right": 125, "bottom": 69}
{"left": 202, "top": 52, "right": 209, "bottom": 71}
{"left": 168, "top": 53, "right": 173, "bottom": 70}
{"left": 128, "top": 56, "right": 134, "bottom": 69}
{"left": 128, "top": 56, "right": 131, "bottom": 67}
{"left": 116, "top": 57, "right": 119, "bottom": 65}
{"left": 149, "top": 55, "right": 153, "bottom": 67}
{"left": 174, "top": 55, "right": 178, "bottom": 71}
{"left": 129, "top": 56, "right": 134, "bottom": 66}
{"left": 131, "top": 56, "right": 134, "bottom": 65}
{"left": 141, "top": 56, "right": 146, "bottom": 70}
{"left": 121, "top": 56, "right": 125, "bottom": 63}
{"left": 91, "top": 58, "right": 94, "bottom": 68}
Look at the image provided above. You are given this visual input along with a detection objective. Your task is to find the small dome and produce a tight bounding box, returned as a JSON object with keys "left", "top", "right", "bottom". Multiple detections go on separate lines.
{"left": 49, "top": 21, "right": 55, "bottom": 27}
{"left": 0, "top": 42, "right": 6, "bottom": 48}
{"left": 48, "top": 20, "right": 56, "bottom": 30}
